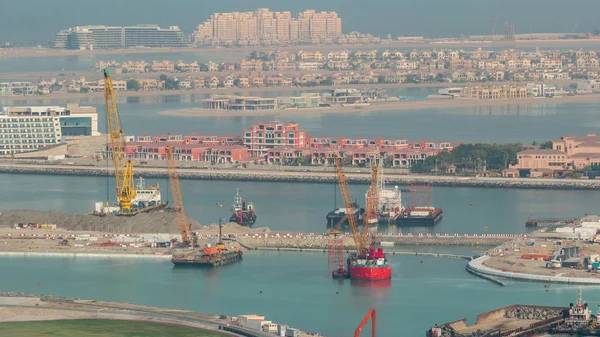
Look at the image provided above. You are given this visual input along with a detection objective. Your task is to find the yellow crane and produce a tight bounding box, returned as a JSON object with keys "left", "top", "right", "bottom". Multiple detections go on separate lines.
{"left": 332, "top": 153, "right": 369, "bottom": 256}
{"left": 165, "top": 146, "right": 196, "bottom": 247}
{"left": 102, "top": 69, "right": 135, "bottom": 212}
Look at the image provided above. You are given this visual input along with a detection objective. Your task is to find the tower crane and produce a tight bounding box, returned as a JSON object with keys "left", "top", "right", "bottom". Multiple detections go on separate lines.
{"left": 165, "top": 146, "right": 197, "bottom": 248}
{"left": 102, "top": 69, "right": 136, "bottom": 212}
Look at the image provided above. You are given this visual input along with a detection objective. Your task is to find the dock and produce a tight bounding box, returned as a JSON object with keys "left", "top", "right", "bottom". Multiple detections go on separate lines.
{"left": 427, "top": 305, "right": 568, "bottom": 337}
{"left": 525, "top": 217, "right": 577, "bottom": 226}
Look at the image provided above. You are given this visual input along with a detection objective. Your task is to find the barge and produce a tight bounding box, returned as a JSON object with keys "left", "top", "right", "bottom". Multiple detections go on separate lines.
{"left": 171, "top": 248, "right": 243, "bottom": 267}
{"left": 332, "top": 248, "right": 392, "bottom": 281}
{"left": 172, "top": 219, "right": 243, "bottom": 268}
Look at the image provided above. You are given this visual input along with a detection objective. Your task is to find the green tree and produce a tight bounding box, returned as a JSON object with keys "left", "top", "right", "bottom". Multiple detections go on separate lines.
{"left": 539, "top": 141, "right": 553, "bottom": 149}
{"left": 126, "top": 79, "right": 140, "bottom": 91}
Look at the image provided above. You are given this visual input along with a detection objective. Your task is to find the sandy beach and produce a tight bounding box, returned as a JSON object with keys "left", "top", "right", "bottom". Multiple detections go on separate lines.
{"left": 0, "top": 79, "right": 578, "bottom": 102}
{"left": 158, "top": 93, "right": 600, "bottom": 118}
{"left": 3, "top": 38, "right": 600, "bottom": 59}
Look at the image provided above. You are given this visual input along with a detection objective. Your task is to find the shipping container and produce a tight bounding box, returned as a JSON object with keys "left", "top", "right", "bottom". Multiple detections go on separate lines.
{"left": 521, "top": 254, "right": 551, "bottom": 260}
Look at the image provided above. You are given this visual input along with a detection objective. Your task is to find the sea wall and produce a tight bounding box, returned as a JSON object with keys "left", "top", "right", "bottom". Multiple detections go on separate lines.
{"left": 1, "top": 163, "right": 600, "bottom": 189}
{"left": 475, "top": 306, "right": 508, "bottom": 325}
{"left": 468, "top": 255, "right": 600, "bottom": 284}
{"left": 0, "top": 251, "right": 172, "bottom": 259}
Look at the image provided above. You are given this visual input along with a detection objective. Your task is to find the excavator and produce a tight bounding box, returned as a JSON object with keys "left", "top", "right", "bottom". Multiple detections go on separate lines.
{"left": 165, "top": 146, "right": 197, "bottom": 248}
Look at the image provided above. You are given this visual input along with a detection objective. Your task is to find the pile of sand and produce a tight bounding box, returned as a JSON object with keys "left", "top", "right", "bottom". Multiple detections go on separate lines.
{"left": 197, "top": 222, "right": 271, "bottom": 235}
{"left": 0, "top": 209, "right": 201, "bottom": 234}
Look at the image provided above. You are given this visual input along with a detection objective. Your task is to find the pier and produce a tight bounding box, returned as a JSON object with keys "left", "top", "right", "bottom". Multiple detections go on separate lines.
{"left": 525, "top": 217, "right": 577, "bottom": 226}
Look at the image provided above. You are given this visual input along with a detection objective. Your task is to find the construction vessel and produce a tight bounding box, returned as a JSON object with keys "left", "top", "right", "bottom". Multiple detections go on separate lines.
{"left": 164, "top": 146, "right": 243, "bottom": 267}
{"left": 172, "top": 219, "right": 243, "bottom": 268}
{"left": 229, "top": 188, "right": 257, "bottom": 227}
{"left": 328, "top": 154, "right": 391, "bottom": 281}
{"left": 91, "top": 69, "right": 166, "bottom": 216}
{"left": 326, "top": 203, "right": 365, "bottom": 228}
{"left": 369, "top": 167, "right": 442, "bottom": 226}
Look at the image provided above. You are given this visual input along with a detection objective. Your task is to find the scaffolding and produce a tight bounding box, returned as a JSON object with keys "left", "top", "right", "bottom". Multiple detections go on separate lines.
{"left": 409, "top": 183, "right": 433, "bottom": 209}
{"left": 504, "top": 21, "right": 515, "bottom": 41}
{"left": 327, "top": 232, "right": 345, "bottom": 272}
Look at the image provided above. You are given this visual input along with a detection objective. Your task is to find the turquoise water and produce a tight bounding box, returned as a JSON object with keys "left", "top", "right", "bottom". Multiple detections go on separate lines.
{"left": 1, "top": 97, "right": 597, "bottom": 144}
{"left": 0, "top": 253, "right": 594, "bottom": 337}
{"left": 0, "top": 173, "right": 598, "bottom": 235}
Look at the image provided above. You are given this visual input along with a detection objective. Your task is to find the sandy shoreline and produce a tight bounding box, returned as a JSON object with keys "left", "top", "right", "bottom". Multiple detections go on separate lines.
{"left": 3, "top": 38, "right": 600, "bottom": 59}
{"left": 0, "top": 79, "right": 578, "bottom": 102}
{"left": 158, "top": 94, "right": 600, "bottom": 117}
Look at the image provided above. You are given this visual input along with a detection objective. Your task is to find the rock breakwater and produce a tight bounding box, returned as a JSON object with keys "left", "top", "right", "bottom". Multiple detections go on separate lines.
{"left": 1, "top": 163, "right": 600, "bottom": 190}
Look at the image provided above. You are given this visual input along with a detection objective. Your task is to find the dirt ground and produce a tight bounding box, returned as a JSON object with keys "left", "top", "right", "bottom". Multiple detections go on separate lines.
{"left": 482, "top": 234, "right": 600, "bottom": 279}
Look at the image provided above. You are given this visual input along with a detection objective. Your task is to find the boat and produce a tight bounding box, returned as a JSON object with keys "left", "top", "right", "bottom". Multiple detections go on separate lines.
{"left": 171, "top": 246, "right": 243, "bottom": 267}
{"left": 550, "top": 288, "right": 598, "bottom": 335}
{"left": 348, "top": 248, "right": 392, "bottom": 280}
{"left": 326, "top": 203, "right": 365, "bottom": 228}
{"left": 332, "top": 263, "right": 350, "bottom": 279}
{"left": 172, "top": 219, "right": 243, "bottom": 268}
{"left": 229, "top": 188, "right": 257, "bottom": 227}
{"left": 368, "top": 170, "right": 442, "bottom": 226}
{"left": 91, "top": 177, "right": 167, "bottom": 216}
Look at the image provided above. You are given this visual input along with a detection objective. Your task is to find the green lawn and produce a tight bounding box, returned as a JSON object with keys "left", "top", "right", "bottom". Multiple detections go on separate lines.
{"left": 0, "top": 319, "right": 229, "bottom": 337}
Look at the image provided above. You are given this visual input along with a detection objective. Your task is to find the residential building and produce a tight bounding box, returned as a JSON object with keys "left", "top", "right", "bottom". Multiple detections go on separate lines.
{"left": 55, "top": 25, "right": 187, "bottom": 49}
{"left": 191, "top": 8, "right": 342, "bottom": 45}
{"left": 0, "top": 82, "right": 37, "bottom": 96}
{"left": 243, "top": 121, "right": 307, "bottom": 156}
{"left": 202, "top": 96, "right": 276, "bottom": 111}
{"left": 510, "top": 133, "right": 600, "bottom": 174}
{"left": 278, "top": 93, "right": 321, "bottom": 108}
{"left": 0, "top": 104, "right": 98, "bottom": 155}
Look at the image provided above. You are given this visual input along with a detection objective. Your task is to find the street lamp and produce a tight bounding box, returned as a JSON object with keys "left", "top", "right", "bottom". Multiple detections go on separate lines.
{"left": 435, "top": 159, "right": 439, "bottom": 175}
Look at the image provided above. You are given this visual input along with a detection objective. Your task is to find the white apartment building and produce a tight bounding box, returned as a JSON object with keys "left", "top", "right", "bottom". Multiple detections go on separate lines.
{"left": 0, "top": 104, "right": 98, "bottom": 155}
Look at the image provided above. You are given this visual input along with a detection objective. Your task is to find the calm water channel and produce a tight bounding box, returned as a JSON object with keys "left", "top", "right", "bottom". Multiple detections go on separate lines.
{"left": 1, "top": 173, "right": 598, "bottom": 235}
{"left": 0, "top": 96, "right": 598, "bottom": 144}
{"left": 0, "top": 253, "right": 593, "bottom": 337}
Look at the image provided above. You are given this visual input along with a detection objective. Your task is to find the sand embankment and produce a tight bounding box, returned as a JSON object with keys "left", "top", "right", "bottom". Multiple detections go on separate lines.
{"left": 158, "top": 94, "right": 595, "bottom": 118}
{"left": 3, "top": 38, "right": 600, "bottom": 59}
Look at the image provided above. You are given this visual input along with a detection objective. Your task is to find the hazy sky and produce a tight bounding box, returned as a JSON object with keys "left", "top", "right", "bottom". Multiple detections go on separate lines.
{"left": 3, "top": 0, "right": 600, "bottom": 45}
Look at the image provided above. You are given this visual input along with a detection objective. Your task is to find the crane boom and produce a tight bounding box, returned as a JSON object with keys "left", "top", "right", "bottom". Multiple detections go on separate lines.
{"left": 165, "top": 146, "right": 194, "bottom": 247}
{"left": 103, "top": 69, "right": 135, "bottom": 211}
{"left": 333, "top": 153, "right": 368, "bottom": 255}
{"left": 362, "top": 165, "right": 379, "bottom": 248}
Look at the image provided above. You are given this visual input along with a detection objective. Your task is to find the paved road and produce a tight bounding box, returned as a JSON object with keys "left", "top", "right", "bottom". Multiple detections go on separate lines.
{"left": 0, "top": 297, "right": 275, "bottom": 337}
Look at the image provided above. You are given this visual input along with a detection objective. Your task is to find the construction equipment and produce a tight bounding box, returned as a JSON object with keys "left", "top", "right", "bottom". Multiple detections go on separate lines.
{"left": 362, "top": 163, "right": 380, "bottom": 249}
{"left": 331, "top": 153, "right": 391, "bottom": 280}
{"left": 102, "top": 69, "right": 136, "bottom": 212}
{"left": 332, "top": 153, "right": 369, "bottom": 256}
{"left": 327, "top": 228, "right": 346, "bottom": 275}
{"left": 354, "top": 308, "right": 377, "bottom": 337}
{"left": 165, "top": 146, "right": 196, "bottom": 248}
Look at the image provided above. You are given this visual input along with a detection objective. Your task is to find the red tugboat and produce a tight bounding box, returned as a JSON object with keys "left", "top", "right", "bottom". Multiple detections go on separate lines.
{"left": 229, "top": 188, "right": 257, "bottom": 227}
{"left": 330, "top": 154, "right": 391, "bottom": 281}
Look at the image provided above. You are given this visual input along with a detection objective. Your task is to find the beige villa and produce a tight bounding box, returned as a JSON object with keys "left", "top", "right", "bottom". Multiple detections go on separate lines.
{"left": 508, "top": 133, "right": 600, "bottom": 177}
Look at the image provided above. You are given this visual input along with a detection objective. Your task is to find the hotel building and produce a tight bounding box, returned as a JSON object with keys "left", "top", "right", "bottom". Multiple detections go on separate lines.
{"left": 54, "top": 25, "right": 187, "bottom": 50}
{"left": 0, "top": 104, "right": 98, "bottom": 155}
{"left": 192, "top": 8, "right": 342, "bottom": 45}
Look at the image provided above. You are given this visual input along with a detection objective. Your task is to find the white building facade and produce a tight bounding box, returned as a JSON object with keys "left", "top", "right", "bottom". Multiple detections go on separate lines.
{"left": 0, "top": 104, "right": 98, "bottom": 155}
